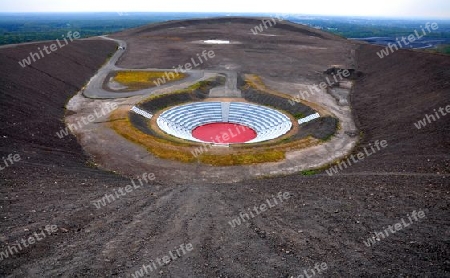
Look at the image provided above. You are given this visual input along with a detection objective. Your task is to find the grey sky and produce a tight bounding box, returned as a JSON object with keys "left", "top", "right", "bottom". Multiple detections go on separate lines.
{"left": 1, "top": 0, "right": 449, "bottom": 19}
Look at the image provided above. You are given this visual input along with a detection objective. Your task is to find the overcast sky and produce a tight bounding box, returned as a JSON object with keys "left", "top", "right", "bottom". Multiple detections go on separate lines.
{"left": 1, "top": 0, "right": 449, "bottom": 19}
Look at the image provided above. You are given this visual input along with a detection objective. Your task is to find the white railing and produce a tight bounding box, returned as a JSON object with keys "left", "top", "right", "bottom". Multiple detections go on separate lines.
{"left": 298, "top": 113, "right": 320, "bottom": 125}
{"left": 130, "top": 106, "right": 153, "bottom": 119}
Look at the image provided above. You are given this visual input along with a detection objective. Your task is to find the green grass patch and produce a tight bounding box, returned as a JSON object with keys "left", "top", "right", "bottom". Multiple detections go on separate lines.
{"left": 300, "top": 169, "right": 320, "bottom": 176}
{"left": 113, "top": 71, "right": 187, "bottom": 90}
{"left": 293, "top": 113, "right": 305, "bottom": 119}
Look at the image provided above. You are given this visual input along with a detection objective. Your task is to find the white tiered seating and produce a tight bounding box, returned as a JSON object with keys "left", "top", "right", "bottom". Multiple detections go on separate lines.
{"left": 156, "top": 101, "right": 296, "bottom": 144}
{"left": 228, "top": 102, "right": 292, "bottom": 143}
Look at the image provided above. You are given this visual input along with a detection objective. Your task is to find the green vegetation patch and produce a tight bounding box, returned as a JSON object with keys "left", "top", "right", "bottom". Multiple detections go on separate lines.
{"left": 112, "top": 71, "right": 187, "bottom": 91}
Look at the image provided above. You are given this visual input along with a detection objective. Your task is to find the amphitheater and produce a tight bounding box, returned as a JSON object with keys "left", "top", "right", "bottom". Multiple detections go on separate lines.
{"left": 151, "top": 101, "right": 293, "bottom": 143}
{"left": 1, "top": 17, "right": 448, "bottom": 277}
{"left": 66, "top": 26, "right": 356, "bottom": 183}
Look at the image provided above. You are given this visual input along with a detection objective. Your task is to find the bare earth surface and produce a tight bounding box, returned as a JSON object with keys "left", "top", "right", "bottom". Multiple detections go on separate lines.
{"left": 70, "top": 18, "right": 358, "bottom": 183}
{"left": 0, "top": 18, "right": 449, "bottom": 277}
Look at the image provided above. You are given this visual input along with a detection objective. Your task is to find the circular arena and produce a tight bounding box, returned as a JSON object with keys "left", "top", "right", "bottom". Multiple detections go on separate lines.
{"left": 117, "top": 75, "right": 340, "bottom": 167}
{"left": 156, "top": 102, "right": 293, "bottom": 144}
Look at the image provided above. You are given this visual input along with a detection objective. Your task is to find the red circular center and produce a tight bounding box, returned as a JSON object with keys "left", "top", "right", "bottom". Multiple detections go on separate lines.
{"left": 192, "top": 122, "right": 257, "bottom": 143}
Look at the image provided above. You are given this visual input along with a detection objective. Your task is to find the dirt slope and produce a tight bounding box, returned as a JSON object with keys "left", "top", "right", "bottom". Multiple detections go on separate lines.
{"left": 349, "top": 44, "right": 450, "bottom": 174}
{"left": 0, "top": 19, "right": 449, "bottom": 277}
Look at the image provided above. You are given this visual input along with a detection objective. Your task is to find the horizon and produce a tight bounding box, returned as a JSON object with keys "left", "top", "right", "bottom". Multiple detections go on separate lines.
{"left": 0, "top": 12, "right": 449, "bottom": 21}
{"left": 0, "top": 0, "right": 449, "bottom": 20}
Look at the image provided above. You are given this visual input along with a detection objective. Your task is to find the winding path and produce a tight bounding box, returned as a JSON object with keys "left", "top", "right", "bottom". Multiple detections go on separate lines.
{"left": 82, "top": 36, "right": 205, "bottom": 99}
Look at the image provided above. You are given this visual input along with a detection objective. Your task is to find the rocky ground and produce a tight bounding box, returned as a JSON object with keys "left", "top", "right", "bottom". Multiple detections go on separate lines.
{"left": 0, "top": 18, "right": 449, "bottom": 277}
